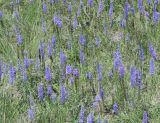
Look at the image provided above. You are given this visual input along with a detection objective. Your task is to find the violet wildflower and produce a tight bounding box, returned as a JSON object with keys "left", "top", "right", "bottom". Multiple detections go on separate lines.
{"left": 95, "top": 94, "right": 102, "bottom": 102}
{"left": 79, "top": 105, "right": 85, "bottom": 123}
{"left": 79, "top": 33, "right": 86, "bottom": 46}
{"left": 142, "top": 111, "right": 148, "bottom": 123}
{"left": 60, "top": 84, "right": 68, "bottom": 104}
{"left": 113, "top": 102, "right": 118, "bottom": 114}
{"left": 148, "top": 42, "right": 157, "bottom": 60}
{"left": 28, "top": 108, "right": 34, "bottom": 121}
{"left": 87, "top": 0, "right": 94, "bottom": 7}
{"left": 70, "top": 77, "right": 74, "bottom": 85}
{"left": 50, "top": 0, "right": 54, "bottom": 5}
{"left": 38, "top": 83, "right": 44, "bottom": 101}
{"left": 147, "top": 0, "right": 151, "bottom": 6}
{"left": 139, "top": 46, "right": 145, "bottom": 61}
{"left": 136, "top": 70, "right": 142, "bottom": 88}
{"left": 153, "top": 10, "right": 160, "bottom": 24}
{"left": 120, "top": 18, "right": 126, "bottom": 28}
{"left": 9, "top": 64, "right": 16, "bottom": 85}
{"left": 119, "top": 64, "right": 125, "bottom": 78}
{"left": 87, "top": 112, "right": 94, "bottom": 123}
{"left": 109, "top": 70, "right": 113, "bottom": 79}
{"left": 13, "top": 11, "right": 19, "bottom": 20}
{"left": 42, "top": 2, "right": 47, "bottom": 13}
{"left": 63, "top": 0, "right": 66, "bottom": 5}
{"left": 73, "top": 16, "right": 78, "bottom": 29}
{"left": 97, "top": 63, "right": 102, "bottom": 81}
{"left": 130, "top": 7, "right": 135, "bottom": 16}
{"left": 24, "top": 57, "right": 29, "bottom": 69}
{"left": 66, "top": 65, "right": 72, "bottom": 75}
{"left": 130, "top": 67, "right": 136, "bottom": 87}
{"left": 86, "top": 72, "right": 93, "bottom": 80}
{"left": 53, "top": 15, "right": 62, "bottom": 28}
{"left": 16, "top": 33, "right": 23, "bottom": 45}
{"left": 124, "top": 1, "right": 129, "bottom": 20}
{"left": 60, "top": 49, "right": 66, "bottom": 67}
{"left": 98, "top": 82, "right": 104, "bottom": 99}
{"left": 109, "top": 2, "right": 113, "bottom": 18}
{"left": 138, "top": 0, "right": 144, "bottom": 13}
{"left": 73, "top": 68, "right": 80, "bottom": 77}
{"left": 0, "top": 11, "right": 3, "bottom": 18}
{"left": 113, "top": 48, "right": 122, "bottom": 71}
{"left": 52, "top": 35, "right": 56, "bottom": 48}
{"left": 97, "top": 0, "right": 103, "bottom": 17}
{"left": 45, "top": 66, "right": 51, "bottom": 81}
{"left": 68, "top": 3, "right": 72, "bottom": 15}
{"left": 47, "top": 84, "right": 53, "bottom": 96}
{"left": 150, "top": 58, "right": 155, "bottom": 75}
{"left": 48, "top": 42, "right": 52, "bottom": 57}
{"left": 39, "top": 42, "right": 45, "bottom": 60}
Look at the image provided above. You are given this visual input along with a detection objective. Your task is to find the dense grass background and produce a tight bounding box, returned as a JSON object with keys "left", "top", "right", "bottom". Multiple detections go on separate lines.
{"left": 0, "top": 0, "right": 160, "bottom": 123}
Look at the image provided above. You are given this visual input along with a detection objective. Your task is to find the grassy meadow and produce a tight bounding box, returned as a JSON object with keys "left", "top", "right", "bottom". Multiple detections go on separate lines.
{"left": 0, "top": 0, "right": 160, "bottom": 123}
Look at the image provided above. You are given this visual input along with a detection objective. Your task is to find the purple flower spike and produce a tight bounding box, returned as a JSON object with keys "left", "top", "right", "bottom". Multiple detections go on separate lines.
{"left": 119, "top": 64, "right": 125, "bottom": 78}
{"left": 95, "top": 94, "right": 102, "bottom": 102}
{"left": 130, "top": 67, "right": 136, "bottom": 88}
{"left": 86, "top": 72, "right": 93, "bottom": 80}
{"left": 87, "top": 112, "right": 94, "bottom": 123}
{"left": 97, "top": 0, "right": 103, "bottom": 17}
{"left": 16, "top": 33, "right": 23, "bottom": 45}
{"left": 148, "top": 42, "right": 157, "bottom": 60}
{"left": 73, "top": 68, "right": 80, "bottom": 77}
{"left": 52, "top": 35, "right": 56, "bottom": 47}
{"left": 60, "top": 49, "right": 66, "bottom": 67}
{"left": 113, "top": 102, "right": 118, "bottom": 114}
{"left": 38, "top": 83, "right": 44, "bottom": 101}
{"left": 79, "top": 33, "right": 86, "bottom": 46}
{"left": 68, "top": 3, "right": 72, "bottom": 15}
{"left": 0, "top": 11, "right": 3, "bottom": 18}
{"left": 42, "top": 2, "right": 47, "bottom": 13}
{"left": 109, "top": 2, "right": 113, "bottom": 18}
{"left": 47, "top": 84, "right": 53, "bottom": 96}
{"left": 39, "top": 42, "right": 45, "bottom": 60}
{"left": 70, "top": 77, "right": 74, "bottom": 85}
{"left": 66, "top": 65, "right": 72, "bottom": 75}
{"left": 53, "top": 15, "right": 62, "bottom": 28}
{"left": 45, "top": 66, "right": 51, "bottom": 81}
{"left": 142, "top": 111, "right": 148, "bottom": 123}
{"left": 73, "top": 16, "right": 78, "bottom": 29}
{"left": 9, "top": 64, "right": 16, "bottom": 85}
{"left": 124, "top": 1, "right": 129, "bottom": 20}
{"left": 60, "top": 84, "right": 68, "bottom": 104}
{"left": 28, "top": 108, "right": 34, "bottom": 121}
{"left": 147, "top": 0, "right": 151, "bottom": 6}
{"left": 87, "top": 0, "right": 94, "bottom": 7}
{"left": 79, "top": 105, "right": 85, "bottom": 123}
{"left": 24, "top": 57, "right": 29, "bottom": 69}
